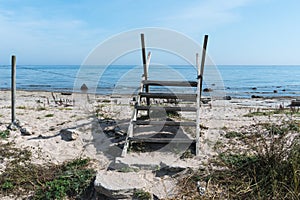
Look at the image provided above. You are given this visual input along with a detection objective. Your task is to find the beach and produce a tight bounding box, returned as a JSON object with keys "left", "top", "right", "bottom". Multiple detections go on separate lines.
{"left": 0, "top": 90, "right": 298, "bottom": 199}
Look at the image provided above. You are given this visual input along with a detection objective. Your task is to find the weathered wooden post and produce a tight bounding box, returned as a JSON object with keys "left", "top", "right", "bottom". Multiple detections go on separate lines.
{"left": 196, "top": 35, "right": 208, "bottom": 156}
{"left": 11, "top": 55, "right": 16, "bottom": 123}
{"left": 141, "top": 33, "right": 148, "bottom": 80}
{"left": 140, "top": 33, "right": 150, "bottom": 106}
{"left": 199, "top": 35, "right": 208, "bottom": 99}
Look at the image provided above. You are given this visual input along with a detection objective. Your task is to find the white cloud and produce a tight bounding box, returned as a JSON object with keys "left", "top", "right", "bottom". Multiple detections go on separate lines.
{"left": 0, "top": 6, "right": 106, "bottom": 64}
{"left": 160, "top": 0, "right": 254, "bottom": 32}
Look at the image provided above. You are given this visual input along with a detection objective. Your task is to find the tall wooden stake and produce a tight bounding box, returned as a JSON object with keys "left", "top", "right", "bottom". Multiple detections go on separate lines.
{"left": 196, "top": 35, "right": 209, "bottom": 156}
{"left": 199, "top": 35, "right": 208, "bottom": 99}
{"left": 11, "top": 55, "right": 16, "bottom": 123}
{"left": 141, "top": 33, "right": 150, "bottom": 106}
{"left": 141, "top": 33, "right": 148, "bottom": 80}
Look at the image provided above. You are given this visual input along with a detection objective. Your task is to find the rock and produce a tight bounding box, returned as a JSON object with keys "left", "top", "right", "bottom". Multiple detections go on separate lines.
{"left": 251, "top": 95, "right": 262, "bottom": 98}
{"left": 273, "top": 90, "right": 278, "bottom": 93}
{"left": 223, "top": 96, "right": 232, "bottom": 100}
{"left": 7, "top": 123, "right": 18, "bottom": 131}
{"left": 251, "top": 87, "right": 257, "bottom": 90}
{"left": 94, "top": 171, "right": 148, "bottom": 199}
{"left": 60, "top": 128, "right": 78, "bottom": 141}
{"left": 20, "top": 127, "right": 33, "bottom": 135}
{"left": 203, "top": 88, "right": 212, "bottom": 92}
{"left": 80, "top": 83, "right": 88, "bottom": 92}
{"left": 104, "top": 125, "right": 116, "bottom": 132}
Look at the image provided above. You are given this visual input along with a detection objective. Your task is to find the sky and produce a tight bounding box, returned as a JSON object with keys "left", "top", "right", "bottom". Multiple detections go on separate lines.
{"left": 0, "top": 0, "right": 299, "bottom": 65}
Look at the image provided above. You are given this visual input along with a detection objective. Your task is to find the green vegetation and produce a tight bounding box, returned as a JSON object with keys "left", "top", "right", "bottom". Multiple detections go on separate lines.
{"left": 45, "top": 113, "right": 54, "bottom": 117}
{"left": 0, "top": 141, "right": 95, "bottom": 199}
{"left": 17, "top": 106, "right": 26, "bottom": 109}
{"left": 262, "top": 120, "right": 299, "bottom": 135}
{"left": 225, "top": 131, "right": 244, "bottom": 138}
{"left": 133, "top": 189, "right": 152, "bottom": 200}
{"left": 173, "top": 120, "right": 300, "bottom": 199}
{"left": 37, "top": 107, "right": 47, "bottom": 111}
{"left": 0, "top": 130, "right": 10, "bottom": 139}
{"left": 244, "top": 109, "right": 300, "bottom": 117}
{"left": 34, "top": 158, "right": 95, "bottom": 200}
{"left": 166, "top": 110, "right": 180, "bottom": 118}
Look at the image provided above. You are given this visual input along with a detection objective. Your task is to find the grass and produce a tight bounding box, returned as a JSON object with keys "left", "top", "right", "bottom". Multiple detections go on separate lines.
{"left": 262, "top": 120, "right": 299, "bottom": 135}
{"left": 244, "top": 108, "right": 300, "bottom": 117}
{"left": 172, "top": 120, "right": 300, "bottom": 199}
{"left": 17, "top": 105, "right": 26, "bottom": 109}
{"left": 0, "top": 130, "right": 10, "bottom": 139}
{"left": 133, "top": 189, "right": 152, "bottom": 200}
{"left": 0, "top": 141, "right": 96, "bottom": 199}
{"left": 225, "top": 131, "right": 244, "bottom": 138}
{"left": 37, "top": 107, "right": 47, "bottom": 111}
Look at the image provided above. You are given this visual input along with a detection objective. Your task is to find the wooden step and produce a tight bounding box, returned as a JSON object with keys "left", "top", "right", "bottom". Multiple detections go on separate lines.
{"left": 142, "top": 80, "right": 198, "bottom": 87}
{"left": 135, "top": 105, "right": 197, "bottom": 112}
{"left": 139, "top": 92, "right": 197, "bottom": 101}
{"left": 130, "top": 137, "right": 195, "bottom": 144}
{"left": 133, "top": 120, "right": 196, "bottom": 126}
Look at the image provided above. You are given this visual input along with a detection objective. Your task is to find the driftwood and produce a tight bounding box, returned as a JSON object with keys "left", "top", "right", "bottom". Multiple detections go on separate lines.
{"left": 51, "top": 92, "right": 74, "bottom": 107}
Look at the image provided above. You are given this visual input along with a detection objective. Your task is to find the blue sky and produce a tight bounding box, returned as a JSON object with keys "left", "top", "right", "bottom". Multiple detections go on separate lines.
{"left": 0, "top": 0, "right": 299, "bottom": 65}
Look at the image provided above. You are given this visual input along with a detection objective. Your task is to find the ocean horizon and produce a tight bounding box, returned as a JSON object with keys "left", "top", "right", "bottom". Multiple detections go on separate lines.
{"left": 0, "top": 65, "right": 299, "bottom": 99}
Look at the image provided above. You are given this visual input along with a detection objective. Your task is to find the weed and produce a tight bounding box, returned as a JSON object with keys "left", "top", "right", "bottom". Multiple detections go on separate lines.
{"left": 225, "top": 131, "right": 244, "bottom": 138}
{"left": 117, "top": 167, "right": 139, "bottom": 173}
{"left": 0, "top": 141, "right": 95, "bottom": 199}
{"left": 34, "top": 158, "right": 95, "bottom": 200}
{"left": 173, "top": 121, "right": 300, "bottom": 199}
{"left": 0, "top": 130, "right": 10, "bottom": 139}
{"left": 213, "top": 140, "right": 224, "bottom": 151}
{"left": 219, "top": 153, "right": 258, "bottom": 168}
{"left": 244, "top": 109, "right": 300, "bottom": 117}
{"left": 263, "top": 120, "right": 299, "bottom": 135}
{"left": 166, "top": 110, "right": 180, "bottom": 118}
{"left": 133, "top": 189, "right": 152, "bottom": 200}
{"left": 17, "top": 106, "right": 26, "bottom": 109}
{"left": 45, "top": 114, "right": 54, "bottom": 117}
{"left": 37, "top": 107, "right": 46, "bottom": 111}
{"left": 102, "top": 99, "right": 111, "bottom": 103}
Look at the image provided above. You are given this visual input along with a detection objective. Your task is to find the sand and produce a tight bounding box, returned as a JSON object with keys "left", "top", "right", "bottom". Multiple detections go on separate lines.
{"left": 0, "top": 90, "right": 298, "bottom": 198}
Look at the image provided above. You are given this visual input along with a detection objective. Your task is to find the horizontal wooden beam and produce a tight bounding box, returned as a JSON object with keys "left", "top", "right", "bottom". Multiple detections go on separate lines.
{"left": 135, "top": 105, "right": 197, "bottom": 112}
{"left": 139, "top": 92, "right": 197, "bottom": 101}
{"left": 130, "top": 137, "right": 195, "bottom": 144}
{"left": 133, "top": 120, "right": 196, "bottom": 126}
{"left": 142, "top": 80, "right": 198, "bottom": 87}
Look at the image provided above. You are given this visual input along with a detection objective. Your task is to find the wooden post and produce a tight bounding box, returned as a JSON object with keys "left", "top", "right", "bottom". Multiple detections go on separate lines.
{"left": 199, "top": 35, "right": 208, "bottom": 99}
{"left": 141, "top": 33, "right": 148, "bottom": 80}
{"left": 196, "top": 35, "right": 208, "bottom": 156}
{"left": 140, "top": 33, "right": 150, "bottom": 106}
{"left": 11, "top": 55, "right": 16, "bottom": 123}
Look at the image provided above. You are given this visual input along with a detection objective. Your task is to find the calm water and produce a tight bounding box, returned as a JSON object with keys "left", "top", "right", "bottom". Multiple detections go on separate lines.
{"left": 0, "top": 65, "right": 299, "bottom": 98}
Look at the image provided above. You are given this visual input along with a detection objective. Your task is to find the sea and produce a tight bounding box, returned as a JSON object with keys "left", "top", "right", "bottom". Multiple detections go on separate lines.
{"left": 0, "top": 65, "right": 299, "bottom": 99}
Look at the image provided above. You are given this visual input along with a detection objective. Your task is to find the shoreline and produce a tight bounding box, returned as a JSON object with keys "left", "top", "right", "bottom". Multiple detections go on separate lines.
{"left": 0, "top": 88, "right": 299, "bottom": 100}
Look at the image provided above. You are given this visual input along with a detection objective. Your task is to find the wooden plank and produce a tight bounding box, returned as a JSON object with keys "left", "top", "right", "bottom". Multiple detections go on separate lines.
{"left": 130, "top": 137, "right": 195, "bottom": 144}
{"left": 199, "top": 35, "right": 208, "bottom": 100}
{"left": 133, "top": 120, "right": 196, "bottom": 126}
{"left": 142, "top": 80, "right": 198, "bottom": 87}
{"left": 139, "top": 92, "right": 197, "bottom": 101}
{"left": 135, "top": 105, "right": 197, "bottom": 112}
{"left": 11, "top": 55, "right": 16, "bottom": 123}
{"left": 141, "top": 33, "right": 148, "bottom": 80}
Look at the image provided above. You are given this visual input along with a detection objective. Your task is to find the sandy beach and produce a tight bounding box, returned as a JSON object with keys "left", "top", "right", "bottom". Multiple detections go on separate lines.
{"left": 0, "top": 90, "right": 298, "bottom": 199}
